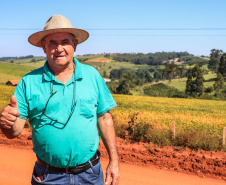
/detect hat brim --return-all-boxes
[28,28,89,47]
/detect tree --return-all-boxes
[214,73,224,92]
[164,64,178,83]
[218,53,226,78]
[208,49,223,73]
[103,71,107,78]
[185,65,204,97]
[107,80,118,94]
[136,69,153,84]
[153,70,162,80]
[116,72,133,94]
[104,54,111,59]
[157,68,167,81]
[136,69,145,85]
[197,61,206,68]
[176,65,186,81]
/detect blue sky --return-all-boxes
[1,0,226,57]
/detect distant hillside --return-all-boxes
[0,53,210,87]
[0,62,36,84]
[110,52,209,65]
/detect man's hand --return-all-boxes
[105,160,120,185]
[0,95,20,129]
[98,112,120,185]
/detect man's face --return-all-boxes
[42,32,78,68]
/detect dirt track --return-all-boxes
[0,128,226,185]
[1,145,226,185]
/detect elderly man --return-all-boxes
[0,15,119,185]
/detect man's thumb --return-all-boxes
[105,173,111,185]
[10,95,18,108]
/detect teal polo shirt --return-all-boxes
[14,58,116,168]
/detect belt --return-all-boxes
[36,150,100,174]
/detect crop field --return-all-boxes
[0,85,15,109]
[111,94,226,131]
[1,84,225,150]
[111,94,226,150]
[20,60,46,68]
[0,62,36,76]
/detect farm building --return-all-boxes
[103,78,111,83]
[6,80,20,86]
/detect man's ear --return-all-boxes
[41,41,46,53]
[73,39,78,52]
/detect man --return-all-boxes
[0,15,119,185]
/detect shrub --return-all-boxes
[143,83,186,98]
[204,86,214,93]
[214,92,225,100]
[173,131,222,151]
[146,128,172,146]
[197,93,213,100]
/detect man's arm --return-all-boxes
[0,95,26,139]
[98,112,120,185]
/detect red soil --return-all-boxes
[0,128,226,184]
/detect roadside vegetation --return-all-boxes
[111,94,226,151]
[1,84,226,151]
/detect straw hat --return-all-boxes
[28,15,89,47]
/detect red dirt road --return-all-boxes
[0,145,225,185]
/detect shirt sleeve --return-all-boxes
[95,72,117,117]
[13,79,29,119]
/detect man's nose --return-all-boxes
[56,44,63,52]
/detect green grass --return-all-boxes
[0,73,22,84]
[19,60,46,68]
[165,73,217,91]
[0,62,36,77]
[84,60,149,77]
[76,54,104,60]
[3,57,46,64]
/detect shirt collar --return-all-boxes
[43,57,83,82]
[74,57,83,80]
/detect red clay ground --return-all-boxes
[0,128,226,185]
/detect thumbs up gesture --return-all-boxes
[0,95,20,129]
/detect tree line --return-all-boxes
[106,49,226,100]
[0,55,34,61]
[107,52,207,65]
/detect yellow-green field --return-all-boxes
[111,94,226,131]
[1,85,225,150]
[111,94,226,150]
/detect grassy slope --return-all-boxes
[76,54,149,77]
[0,62,36,83]
[5,57,46,64]
[164,72,217,92]
[0,73,21,84]
[19,60,46,68]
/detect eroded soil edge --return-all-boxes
[0,128,226,181]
